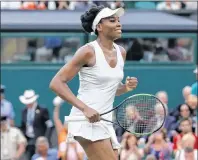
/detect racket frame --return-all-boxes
[66,93,167,136]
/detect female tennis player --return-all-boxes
[50,5,138,160]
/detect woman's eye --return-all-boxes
[109,18,116,22]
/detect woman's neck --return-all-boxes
[40,153,47,158]
[97,36,114,50]
[154,139,164,144]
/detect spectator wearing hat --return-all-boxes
[1,116,27,160]
[0,84,15,126]
[19,89,53,160]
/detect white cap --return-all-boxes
[19,89,39,105]
[91,7,125,35]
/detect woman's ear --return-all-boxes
[96,23,102,33]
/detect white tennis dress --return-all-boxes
[68,40,124,149]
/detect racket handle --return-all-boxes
[65,116,88,122]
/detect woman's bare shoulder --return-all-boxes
[118,45,126,61]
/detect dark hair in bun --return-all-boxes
[81,5,105,35]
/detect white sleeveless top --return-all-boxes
[69,40,124,121]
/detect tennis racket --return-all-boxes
[65,94,166,136]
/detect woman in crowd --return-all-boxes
[144,129,172,160]
[120,133,143,160]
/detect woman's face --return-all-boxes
[180,104,190,118]
[154,131,164,141]
[127,135,137,147]
[97,15,122,40]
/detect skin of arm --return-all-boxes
[15,143,26,159]
[53,105,64,135]
[49,45,94,113]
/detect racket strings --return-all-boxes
[116,95,166,135]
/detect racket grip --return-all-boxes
[65,116,88,122]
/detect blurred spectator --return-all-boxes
[1,116,27,160]
[46,1,70,10]
[175,133,197,160]
[186,94,198,111]
[182,86,192,101]
[170,104,196,134]
[182,1,198,10]
[0,84,15,126]
[53,96,86,160]
[92,1,110,7]
[142,40,154,62]
[21,2,37,10]
[145,154,157,160]
[1,1,21,9]
[156,0,181,10]
[155,91,168,106]
[57,1,69,10]
[153,94,176,139]
[27,39,37,61]
[177,104,193,120]
[173,118,198,154]
[120,134,144,160]
[32,136,58,160]
[37,1,47,10]
[144,129,172,160]
[126,39,144,61]
[109,0,125,9]
[152,42,170,62]
[186,66,198,133]
[68,0,93,10]
[187,68,197,106]
[20,89,53,159]
[44,37,63,62]
[166,38,185,61]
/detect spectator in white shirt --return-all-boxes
[1,116,27,160]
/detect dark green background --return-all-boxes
[1,63,196,126]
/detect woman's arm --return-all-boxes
[144,135,154,154]
[53,105,64,135]
[49,45,100,123]
[116,82,128,96]
[50,46,91,111]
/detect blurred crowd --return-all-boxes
[1,66,197,160]
[1,1,196,63]
[117,38,194,62]
[1,36,194,63]
[1,1,197,10]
